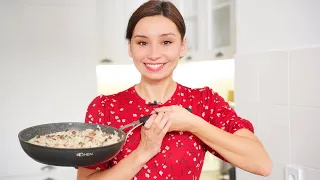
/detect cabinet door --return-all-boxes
[180,0,199,52]
[2,174,47,180]
[162,0,196,53]
[2,168,77,180]
[210,0,235,60]
[170,0,213,62]
[49,168,77,180]
[97,0,148,65]
[170,0,236,62]
[96,0,128,65]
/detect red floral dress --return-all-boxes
[84,83,254,180]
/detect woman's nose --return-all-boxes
[147,45,161,61]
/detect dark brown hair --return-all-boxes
[125,0,186,41]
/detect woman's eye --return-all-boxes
[138,42,147,46]
[163,41,172,45]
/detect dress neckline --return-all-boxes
[129,82,181,107]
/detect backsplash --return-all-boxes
[96,59,235,101]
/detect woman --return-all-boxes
[77,1,272,179]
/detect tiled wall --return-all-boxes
[234,0,320,180]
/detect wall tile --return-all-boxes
[291,107,320,169]
[236,0,292,53]
[259,105,290,164]
[236,168,266,180]
[235,54,259,103]
[258,51,289,105]
[290,47,320,108]
[266,162,285,180]
[237,0,320,54]
[287,1,320,48]
[234,102,260,137]
[302,166,320,180]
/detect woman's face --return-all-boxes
[128,15,186,82]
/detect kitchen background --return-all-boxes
[1,0,319,180]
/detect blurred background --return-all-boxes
[1,0,320,180]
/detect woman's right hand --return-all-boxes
[136,112,171,160]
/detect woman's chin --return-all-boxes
[142,72,171,82]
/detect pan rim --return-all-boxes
[18,122,127,151]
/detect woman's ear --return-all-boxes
[128,40,132,57]
[179,37,187,58]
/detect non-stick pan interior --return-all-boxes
[19,122,126,143]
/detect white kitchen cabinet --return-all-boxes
[50,168,77,180]
[2,174,48,180]
[96,0,148,65]
[1,0,97,178]
[3,167,77,180]
[210,0,236,60]
[170,0,236,62]
[96,0,129,65]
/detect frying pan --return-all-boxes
[18,108,192,167]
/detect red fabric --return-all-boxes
[83,83,254,180]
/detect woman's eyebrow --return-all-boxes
[161,32,176,37]
[133,33,176,39]
[133,34,148,38]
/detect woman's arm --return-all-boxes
[77,148,150,180]
[154,87,272,177]
[77,112,171,180]
[188,115,272,176]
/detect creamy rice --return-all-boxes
[28,127,121,148]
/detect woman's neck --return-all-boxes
[135,76,177,104]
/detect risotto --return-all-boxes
[28,127,121,148]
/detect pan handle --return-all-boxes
[118,114,153,132]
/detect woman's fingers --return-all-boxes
[138,112,172,158]
[142,112,171,137]
[159,119,172,138]
[143,114,156,129]
[154,114,169,135]
[150,112,164,131]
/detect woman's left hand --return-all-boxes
[153,105,196,132]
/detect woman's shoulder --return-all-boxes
[85,87,135,124]
[87,86,135,107]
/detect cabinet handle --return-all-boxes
[100,58,113,64]
[186,56,192,61]
[215,52,223,58]
[41,165,55,171]
[43,178,55,180]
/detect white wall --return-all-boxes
[0,0,98,177]
[235,0,320,180]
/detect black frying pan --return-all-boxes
[18,116,150,167]
[18,108,192,167]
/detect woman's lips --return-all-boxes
[144,63,165,72]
